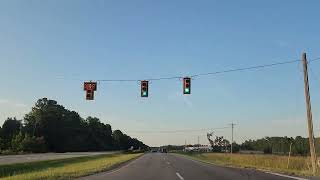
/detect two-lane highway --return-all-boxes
[80,153,308,180]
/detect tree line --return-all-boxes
[0,98,148,153]
[162,136,318,156]
[238,136,317,155]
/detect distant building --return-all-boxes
[184,145,212,152]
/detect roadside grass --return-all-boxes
[0,153,142,180]
[177,152,316,177]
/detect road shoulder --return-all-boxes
[172,153,312,180]
[78,153,145,179]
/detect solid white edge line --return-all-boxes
[103,155,143,175]
[264,172,309,180]
[173,154,310,180]
[176,172,184,180]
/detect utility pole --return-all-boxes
[198,136,200,152]
[302,52,317,174]
[230,123,236,154]
[287,142,293,169]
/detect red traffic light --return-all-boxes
[141,80,149,97]
[84,82,97,100]
[183,77,191,94]
[84,82,97,91]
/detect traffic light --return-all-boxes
[141,80,149,97]
[84,82,97,100]
[86,90,94,100]
[84,82,97,91]
[183,77,191,94]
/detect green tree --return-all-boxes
[21,135,46,153]
[11,132,24,152]
[0,137,5,151]
[1,98,148,153]
[23,98,85,152]
[113,130,125,150]
[85,117,113,151]
[292,136,309,155]
[57,111,87,152]
[0,118,22,149]
[112,130,147,151]
[23,98,65,151]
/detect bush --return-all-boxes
[21,135,47,153]
[10,133,47,153]
[11,132,24,152]
[0,149,18,155]
[0,137,4,152]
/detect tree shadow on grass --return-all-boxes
[0,154,118,178]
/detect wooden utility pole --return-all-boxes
[198,136,200,152]
[287,142,293,169]
[230,123,236,154]
[302,52,317,174]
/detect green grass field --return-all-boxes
[178,152,316,176]
[0,153,142,180]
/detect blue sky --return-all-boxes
[1,1,320,146]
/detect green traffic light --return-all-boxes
[143,91,147,96]
[185,88,190,93]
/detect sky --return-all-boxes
[1,0,320,146]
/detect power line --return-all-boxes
[97,76,183,82]
[308,57,320,63]
[190,59,300,78]
[81,56,320,100]
[55,56,320,83]
[93,57,319,82]
[306,58,320,90]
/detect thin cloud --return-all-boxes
[0,99,28,108]
[15,103,27,108]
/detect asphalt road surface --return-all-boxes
[80,153,311,180]
[0,151,119,165]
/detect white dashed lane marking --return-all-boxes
[176,172,184,180]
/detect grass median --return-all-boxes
[176,152,316,177]
[0,153,142,180]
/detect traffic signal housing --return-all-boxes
[183,77,191,94]
[84,82,97,100]
[141,80,149,97]
[86,90,94,100]
[84,82,97,91]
